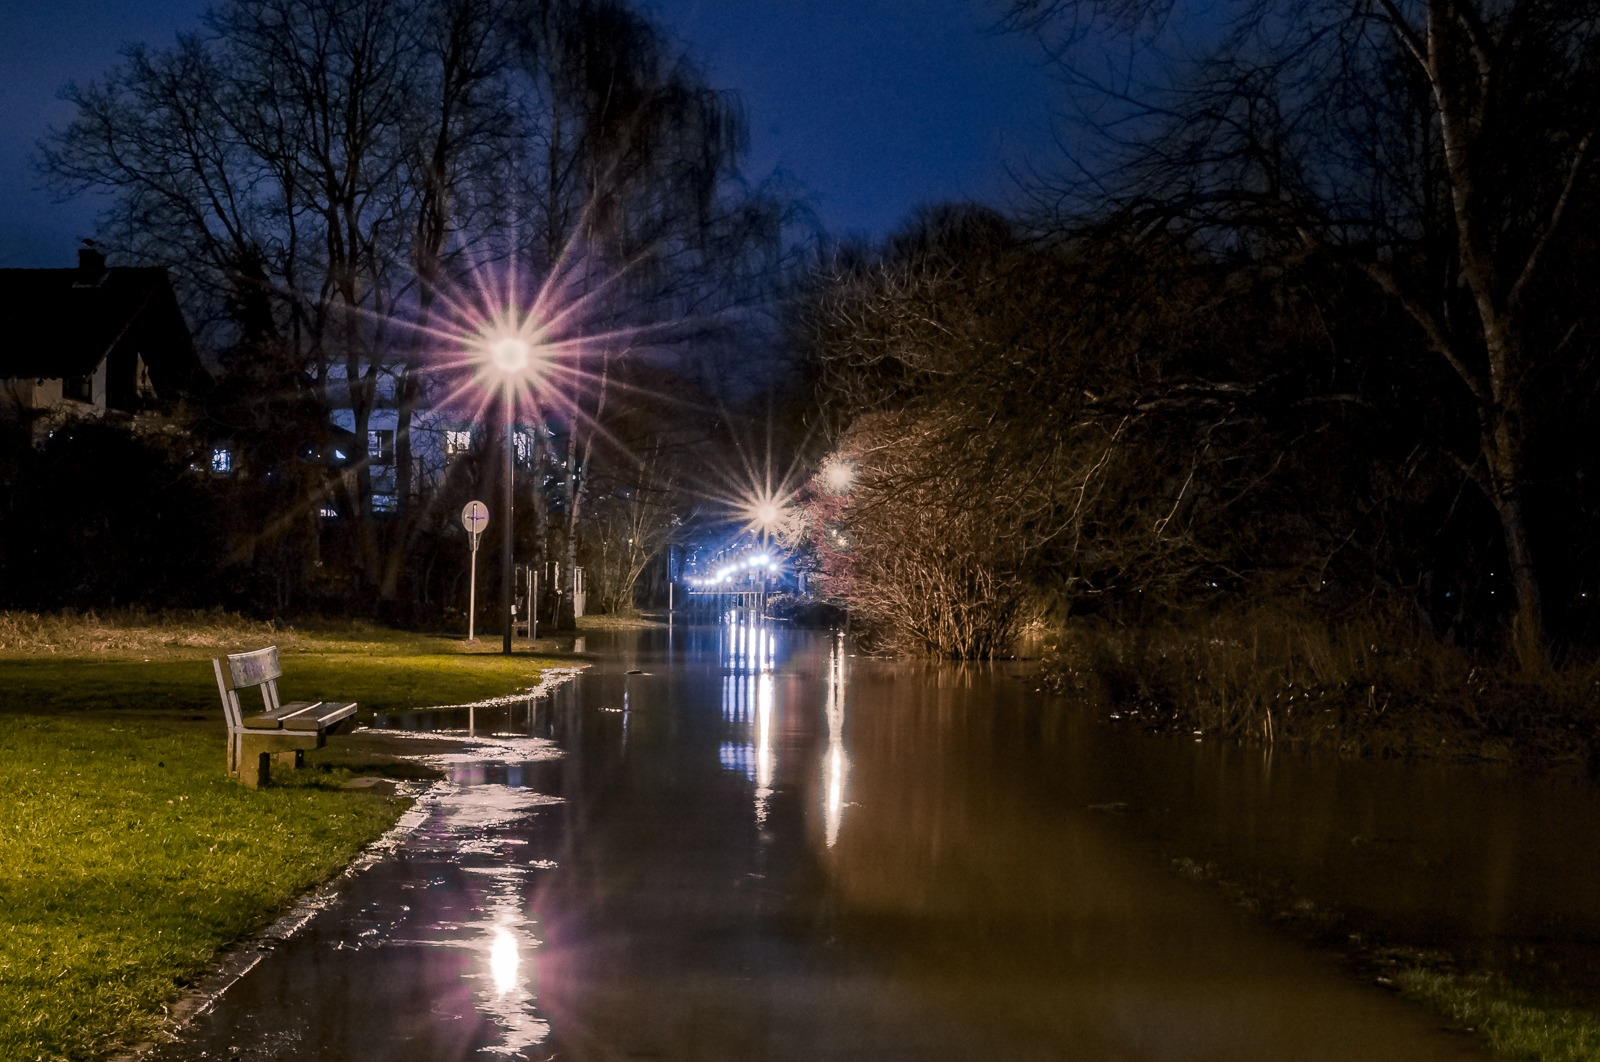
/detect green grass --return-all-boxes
[0,619,571,1061]
[0,649,561,718]
[0,714,405,1060]
[1396,968,1600,1061]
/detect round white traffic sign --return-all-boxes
[461,500,489,534]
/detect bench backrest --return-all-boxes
[213,646,284,727]
[228,646,283,690]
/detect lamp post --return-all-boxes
[754,502,779,618]
[490,336,533,656]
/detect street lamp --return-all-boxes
[745,499,783,618]
[485,333,538,655]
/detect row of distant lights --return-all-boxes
[686,553,781,586]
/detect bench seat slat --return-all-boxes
[240,700,320,729]
[282,702,357,731]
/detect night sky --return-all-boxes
[0,0,1058,269]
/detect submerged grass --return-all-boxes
[1396,969,1600,1062]
[1165,853,1600,1062]
[1053,603,1600,1060]
[1038,601,1600,767]
[0,610,571,1061]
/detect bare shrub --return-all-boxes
[1042,602,1600,765]
[849,507,1040,659]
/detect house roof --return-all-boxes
[0,260,208,396]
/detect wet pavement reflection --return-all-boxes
[152,617,1514,1060]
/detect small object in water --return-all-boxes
[626,669,645,675]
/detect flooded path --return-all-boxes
[145,622,1546,1060]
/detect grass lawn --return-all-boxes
[0,618,572,1061]
[1396,968,1600,1062]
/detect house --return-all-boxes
[0,245,209,425]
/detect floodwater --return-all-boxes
[143,618,1600,1060]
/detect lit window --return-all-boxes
[372,493,398,514]
[514,430,531,466]
[447,430,473,456]
[368,429,394,463]
[319,507,339,519]
[211,448,233,474]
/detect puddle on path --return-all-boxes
[148,624,1496,1061]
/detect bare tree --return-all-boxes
[43,0,799,619]
[1002,0,1600,668]
[506,0,787,624]
[805,203,1467,655]
[44,0,510,599]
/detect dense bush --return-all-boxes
[0,418,229,611]
[1039,602,1600,768]
[803,203,1600,665]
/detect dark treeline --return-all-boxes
[0,364,747,621]
[802,0,1600,676]
[5,0,809,623]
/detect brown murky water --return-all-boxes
[146,619,1599,1060]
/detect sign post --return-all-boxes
[461,501,489,641]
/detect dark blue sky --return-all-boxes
[0,0,1058,268]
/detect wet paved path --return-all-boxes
[152,623,1490,1061]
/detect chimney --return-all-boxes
[76,242,107,286]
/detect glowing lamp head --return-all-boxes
[756,504,779,526]
[821,458,856,494]
[491,337,530,375]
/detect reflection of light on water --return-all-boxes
[823,634,850,847]
[719,613,780,824]
[825,744,847,847]
[400,773,558,1055]
[469,885,548,1055]
[756,672,774,789]
[752,615,778,825]
[491,925,519,997]
[755,671,775,825]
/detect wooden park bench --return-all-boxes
[212,646,357,787]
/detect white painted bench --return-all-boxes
[212,646,357,787]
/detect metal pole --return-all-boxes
[503,396,514,655]
[468,538,478,641]
[531,568,539,642]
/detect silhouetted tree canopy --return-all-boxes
[993,0,1600,667]
[34,0,806,620]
